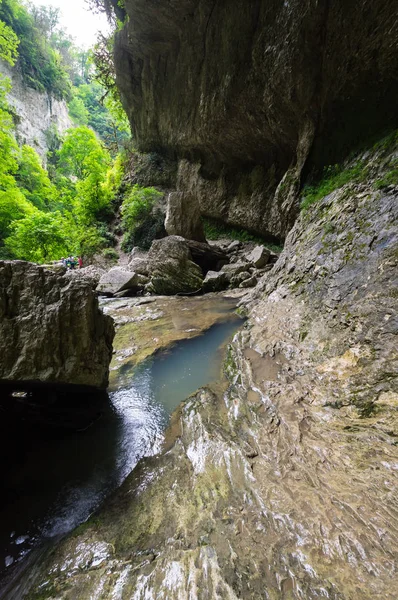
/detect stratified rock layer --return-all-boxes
[115,0,398,238]
[0,261,114,389]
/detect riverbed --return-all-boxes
[0,294,243,588]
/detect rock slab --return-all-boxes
[0,261,114,389]
[96,267,140,296]
[165,191,206,242]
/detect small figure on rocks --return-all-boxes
[78,256,83,269]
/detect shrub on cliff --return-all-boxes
[120,185,165,250]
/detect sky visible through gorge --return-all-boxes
[29,0,109,47]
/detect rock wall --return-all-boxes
[8,145,398,598]
[0,59,72,162]
[114,0,398,239]
[0,261,114,389]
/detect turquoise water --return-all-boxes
[0,304,242,586]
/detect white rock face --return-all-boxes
[1,59,72,162]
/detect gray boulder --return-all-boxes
[165,192,206,242]
[239,275,258,288]
[246,246,270,268]
[128,248,150,276]
[230,271,251,288]
[147,236,203,295]
[64,265,106,289]
[221,262,250,280]
[127,257,150,276]
[96,267,140,296]
[0,261,114,389]
[202,270,229,293]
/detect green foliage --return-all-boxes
[121,185,162,231]
[0,19,19,64]
[58,127,110,179]
[0,1,130,263]
[72,82,129,151]
[102,247,119,259]
[92,31,130,150]
[5,211,69,262]
[68,96,89,126]
[202,218,283,253]
[0,0,71,99]
[16,145,59,210]
[374,162,398,189]
[301,162,368,210]
[67,221,107,257]
[58,127,113,225]
[0,188,33,244]
[120,185,164,251]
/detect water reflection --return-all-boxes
[0,307,242,585]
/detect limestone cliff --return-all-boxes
[7,140,398,599]
[0,261,114,389]
[114,0,398,239]
[0,59,71,161]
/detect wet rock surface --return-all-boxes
[9,159,398,598]
[0,261,114,389]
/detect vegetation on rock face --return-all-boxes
[121,185,165,251]
[0,0,140,263]
[0,0,71,99]
[301,162,368,210]
[301,129,398,210]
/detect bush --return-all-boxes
[102,247,119,260]
[120,185,164,250]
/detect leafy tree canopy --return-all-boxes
[0,19,19,65]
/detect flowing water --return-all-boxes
[0,296,243,587]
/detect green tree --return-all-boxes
[0,19,19,65]
[5,210,69,262]
[68,95,89,126]
[0,188,33,249]
[58,126,110,179]
[0,0,71,99]
[16,145,59,210]
[58,127,112,223]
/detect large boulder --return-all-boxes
[96,267,141,296]
[165,191,206,242]
[202,270,229,293]
[246,245,271,268]
[147,236,203,295]
[127,248,150,276]
[0,261,114,389]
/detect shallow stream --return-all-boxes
[0,295,243,587]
